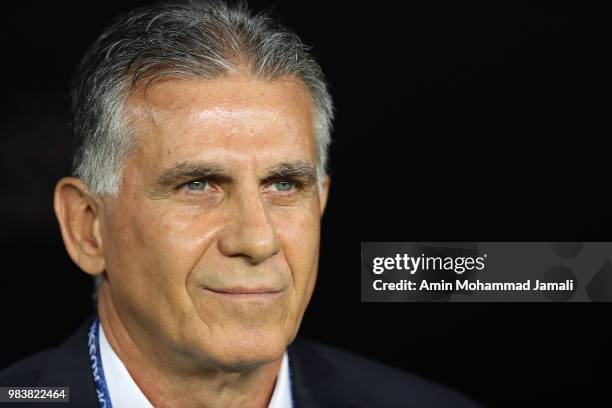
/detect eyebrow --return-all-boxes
[155,161,227,188]
[265,160,318,188]
[153,159,318,189]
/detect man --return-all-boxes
[0,1,480,407]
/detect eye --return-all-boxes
[272,180,294,192]
[183,180,208,191]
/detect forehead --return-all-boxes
[124,75,317,169]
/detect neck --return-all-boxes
[96,282,283,408]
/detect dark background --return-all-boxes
[1,1,611,407]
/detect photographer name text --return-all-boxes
[373,279,574,292]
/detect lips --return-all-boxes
[204,286,283,295]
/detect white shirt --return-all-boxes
[99,324,293,408]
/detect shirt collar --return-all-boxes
[99,323,293,407]
[268,348,292,408]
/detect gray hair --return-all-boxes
[71,0,334,197]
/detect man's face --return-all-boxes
[98,75,327,368]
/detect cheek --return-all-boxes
[273,208,321,292]
[103,198,220,307]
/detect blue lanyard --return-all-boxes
[87,316,113,408]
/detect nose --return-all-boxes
[217,189,281,264]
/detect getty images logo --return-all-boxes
[371,253,488,275]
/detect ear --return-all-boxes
[53,177,105,276]
[319,175,331,216]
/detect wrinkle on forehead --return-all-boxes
[190,107,284,122]
[124,76,315,144]
[122,75,317,168]
[126,75,312,113]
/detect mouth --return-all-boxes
[202,286,284,300]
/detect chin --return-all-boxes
[208,327,288,369]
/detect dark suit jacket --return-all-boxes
[0,317,481,407]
